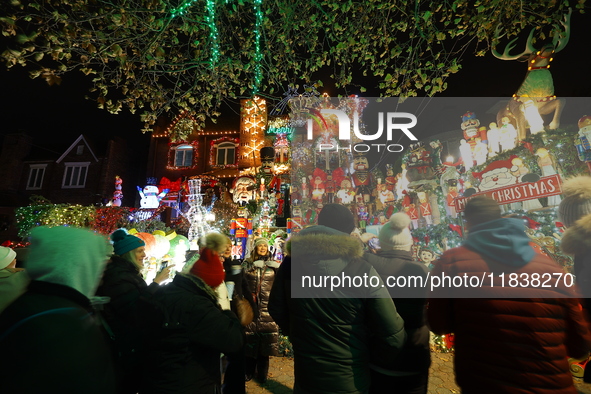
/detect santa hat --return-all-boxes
[472,155,518,180]
[188,233,228,288]
[558,176,591,228]
[379,213,413,251]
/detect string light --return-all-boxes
[170,0,199,17]
[252,0,263,94]
[205,0,220,68]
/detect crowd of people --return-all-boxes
[2,175,591,394]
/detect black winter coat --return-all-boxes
[96,255,160,358]
[269,226,406,394]
[0,281,116,394]
[141,274,244,394]
[223,257,257,317]
[363,250,431,374]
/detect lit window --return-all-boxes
[27,164,46,190]
[62,162,89,188]
[174,144,193,167]
[216,142,236,165]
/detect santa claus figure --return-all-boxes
[377,182,395,206]
[311,168,327,202]
[337,178,356,204]
[230,176,256,206]
[472,156,519,191]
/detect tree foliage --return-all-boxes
[0,0,583,131]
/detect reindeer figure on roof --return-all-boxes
[493,8,571,141]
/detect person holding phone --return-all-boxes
[96,229,171,394]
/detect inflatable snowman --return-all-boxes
[137,185,168,208]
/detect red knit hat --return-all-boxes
[189,247,225,288]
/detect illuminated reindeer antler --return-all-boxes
[551,8,571,54]
[492,26,537,61]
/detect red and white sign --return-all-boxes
[455,174,562,212]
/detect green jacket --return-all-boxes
[269,225,406,394]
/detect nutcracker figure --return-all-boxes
[325,171,336,203]
[290,205,305,233]
[230,206,253,259]
[260,146,281,193]
[446,180,459,219]
[351,148,372,203]
[406,203,419,230]
[357,203,369,229]
[417,192,432,226]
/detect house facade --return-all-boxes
[0,132,144,240]
[146,98,268,211]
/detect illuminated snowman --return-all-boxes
[137,185,168,208]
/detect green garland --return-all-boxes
[469,127,586,181]
[15,204,170,239]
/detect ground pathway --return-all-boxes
[246,352,591,393]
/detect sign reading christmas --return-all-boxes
[455,174,562,212]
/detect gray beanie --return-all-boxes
[379,213,413,251]
[557,176,591,228]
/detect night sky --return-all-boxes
[1,10,590,151]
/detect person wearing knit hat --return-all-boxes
[243,236,281,384]
[141,232,243,393]
[318,203,356,234]
[0,226,116,393]
[378,213,414,251]
[96,228,172,394]
[558,175,591,228]
[363,213,431,393]
[188,232,228,289]
[0,245,30,313]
